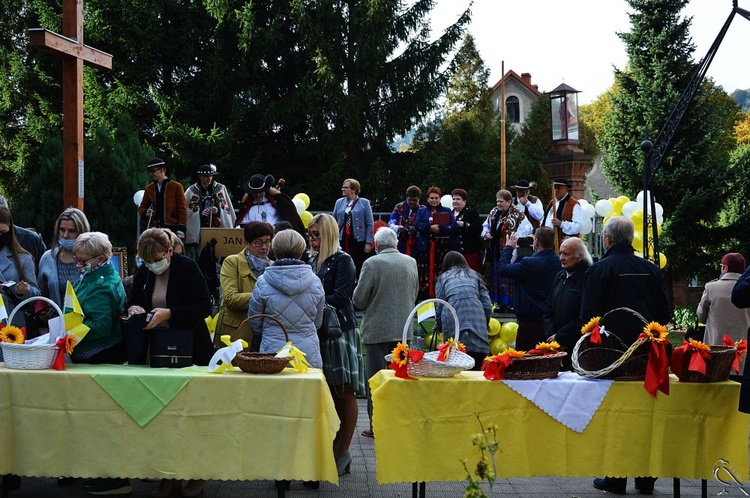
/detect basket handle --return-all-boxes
[402,298,460,344]
[237,314,290,343]
[6,296,65,326]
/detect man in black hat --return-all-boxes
[235,174,305,236]
[138,158,188,239]
[540,177,582,242]
[184,163,236,252]
[511,180,543,229]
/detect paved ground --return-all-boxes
[4,399,737,498]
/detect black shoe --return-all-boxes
[58,476,78,486]
[593,477,627,494]
[634,477,655,495]
[83,478,132,495]
[274,480,290,491]
[2,474,21,491]
[302,480,320,489]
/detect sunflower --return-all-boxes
[642,322,668,343]
[0,325,25,344]
[503,348,525,359]
[60,334,78,355]
[534,341,560,353]
[687,338,711,353]
[581,317,600,335]
[391,342,409,367]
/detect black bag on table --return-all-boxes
[149,327,194,368]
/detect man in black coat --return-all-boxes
[582,216,671,495]
[543,237,591,370]
[732,266,750,413]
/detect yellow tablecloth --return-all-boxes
[0,364,340,483]
[371,370,749,484]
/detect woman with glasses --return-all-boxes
[332,178,374,279]
[70,232,126,364]
[214,221,274,348]
[307,213,364,477]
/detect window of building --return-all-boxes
[506,96,520,123]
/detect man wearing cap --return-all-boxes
[138,158,188,239]
[511,180,543,229]
[235,174,305,236]
[185,164,236,252]
[540,177,583,241]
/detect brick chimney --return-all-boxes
[520,72,539,91]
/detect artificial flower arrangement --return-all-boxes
[671,335,747,381]
[388,338,470,379]
[637,321,671,396]
[483,341,565,381]
[581,316,603,343]
[388,342,425,379]
[0,323,82,370]
[0,324,25,344]
[482,348,526,380]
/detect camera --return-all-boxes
[517,236,533,247]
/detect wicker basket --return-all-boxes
[674,345,736,383]
[234,314,291,374]
[572,308,652,380]
[1,296,63,370]
[385,298,475,377]
[504,352,567,380]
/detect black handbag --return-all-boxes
[149,327,194,368]
[318,305,343,342]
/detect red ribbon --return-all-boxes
[437,342,450,362]
[53,337,68,371]
[589,325,602,345]
[672,340,710,379]
[643,340,669,397]
[389,350,424,380]
[723,335,748,373]
[483,356,513,381]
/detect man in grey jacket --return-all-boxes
[353,227,418,438]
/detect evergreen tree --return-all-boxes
[598,0,739,281]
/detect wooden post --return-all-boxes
[29,0,112,211]
[500,61,506,189]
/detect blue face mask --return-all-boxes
[58,237,76,250]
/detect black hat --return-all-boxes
[243,174,275,195]
[552,177,571,188]
[511,179,537,190]
[146,158,166,170]
[196,163,219,176]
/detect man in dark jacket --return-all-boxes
[498,227,561,351]
[582,216,671,495]
[543,237,592,370]
[732,266,750,414]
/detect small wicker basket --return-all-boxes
[504,352,567,380]
[1,296,64,370]
[234,314,291,374]
[385,298,475,377]
[674,345,736,383]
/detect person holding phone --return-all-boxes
[414,186,457,299]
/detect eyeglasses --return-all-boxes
[251,239,271,248]
[308,231,321,240]
[73,255,98,266]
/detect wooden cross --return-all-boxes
[29,0,112,211]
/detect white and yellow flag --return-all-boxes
[417,302,435,323]
[0,293,8,323]
[63,281,90,340]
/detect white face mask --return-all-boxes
[58,237,76,250]
[145,258,170,275]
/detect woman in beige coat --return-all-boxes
[697,252,750,373]
[214,221,274,347]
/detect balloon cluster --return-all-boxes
[292,193,313,227]
[575,199,597,235]
[488,318,518,355]
[594,191,667,269]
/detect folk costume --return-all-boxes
[481,205,533,309]
[414,205,457,300]
[185,164,236,246]
[138,159,188,237]
[387,201,426,257]
[541,179,582,240]
[235,174,305,237]
[452,205,483,274]
[511,180,543,229]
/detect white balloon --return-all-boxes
[595,199,614,217]
[657,213,664,225]
[636,190,655,207]
[133,190,144,206]
[440,194,452,209]
[292,197,306,214]
[581,218,593,235]
[578,198,590,207]
[655,202,664,218]
[621,201,638,220]
[582,203,596,220]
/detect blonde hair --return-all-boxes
[52,208,90,251]
[309,213,340,262]
[272,230,306,259]
[137,228,171,261]
[74,231,113,258]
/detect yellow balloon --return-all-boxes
[490,337,508,355]
[659,253,667,269]
[613,195,629,214]
[500,322,518,343]
[632,231,644,253]
[424,332,444,350]
[488,318,501,337]
[293,193,311,210]
[300,210,313,228]
[603,212,621,226]
[630,209,644,228]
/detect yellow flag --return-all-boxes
[63,281,90,340]
[204,314,219,333]
[0,293,8,323]
[417,302,435,323]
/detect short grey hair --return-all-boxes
[373,226,397,249]
[272,229,306,259]
[604,216,634,246]
[74,231,113,258]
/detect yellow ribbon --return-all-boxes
[276,342,310,373]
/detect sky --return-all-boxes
[429,0,750,105]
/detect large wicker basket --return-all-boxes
[386,298,475,377]
[504,352,567,380]
[673,345,736,383]
[1,296,63,370]
[234,314,292,374]
[572,308,652,380]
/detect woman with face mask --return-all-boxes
[0,206,41,329]
[38,208,91,309]
[69,231,126,364]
